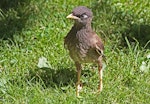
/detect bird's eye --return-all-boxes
[82,14,88,18]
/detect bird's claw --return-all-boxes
[93,90,102,95]
[76,82,83,97]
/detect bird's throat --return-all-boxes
[74,22,92,31]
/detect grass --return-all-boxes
[0,0,150,104]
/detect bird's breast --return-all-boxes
[65,30,99,63]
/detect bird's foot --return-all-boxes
[93,90,102,95]
[76,82,83,97]
[77,95,83,99]
[92,86,103,94]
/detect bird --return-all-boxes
[64,6,105,96]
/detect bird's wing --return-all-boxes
[95,42,104,56]
[91,33,106,61]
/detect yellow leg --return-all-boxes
[75,62,82,97]
[98,63,103,92]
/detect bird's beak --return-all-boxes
[66,13,80,20]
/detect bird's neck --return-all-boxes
[74,22,92,31]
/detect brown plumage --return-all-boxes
[64,6,105,96]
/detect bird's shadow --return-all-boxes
[28,67,77,88]
[27,65,95,89]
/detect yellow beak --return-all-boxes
[66,14,80,20]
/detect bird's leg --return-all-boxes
[75,62,82,97]
[98,62,103,92]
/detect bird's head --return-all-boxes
[67,6,93,26]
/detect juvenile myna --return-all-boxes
[64,6,105,96]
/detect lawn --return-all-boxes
[0,0,150,104]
